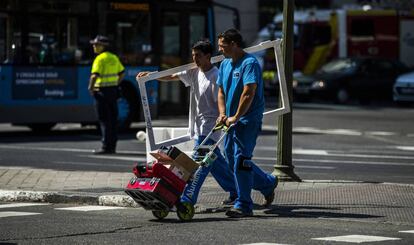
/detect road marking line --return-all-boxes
[0,203,50,209]
[307,152,414,160]
[293,127,325,134]
[0,145,92,153]
[257,146,329,155]
[0,211,42,218]
[293,127,362,135]
[323,129,362,136]
[87,155,147,162]
[396,146,414,151]
[399,230,414,234]
[293,158,414,167]
[366,131,396,136]
[295,165,336,170]
[293,149,329,155]
[0,145,145,155]
[55,206,126,212]
[241,243,291,245]
[254,157,414,167]
[312,235,400,243]
[54,161,134,167]
[255,163,335,170]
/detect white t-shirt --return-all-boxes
[177,66,221,141]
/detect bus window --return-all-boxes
[106,4,151,66]
[189,13,206,53]
[5,1,92,65]
[21,15,92,65]
[162,12,181,69]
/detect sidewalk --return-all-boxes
[0,166,413,224]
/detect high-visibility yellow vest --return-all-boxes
[91,51,125,87]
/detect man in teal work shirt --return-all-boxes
[216,29,278,218]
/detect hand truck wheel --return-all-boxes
[152,210,169,220]
[176,202,195,221]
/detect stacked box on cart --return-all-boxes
[126,177,180,210]
[125,162,187,210]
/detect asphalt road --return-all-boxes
[1,103,414,244]
[0,103,413,184]
[0,202,413,244]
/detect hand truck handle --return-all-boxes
[194,123,235,153]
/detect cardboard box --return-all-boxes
[150,151,173,163]
[170,152,199,181]
[149,148,199,182]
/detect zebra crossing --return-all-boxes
[0,202,127,218]
[1,202,413,244]
[242,232,414,244]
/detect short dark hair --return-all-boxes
[192,40,213,55]
[218,28,244,47]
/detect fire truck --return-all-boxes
[257,6,414,92]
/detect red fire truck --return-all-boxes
[257,6,414,92]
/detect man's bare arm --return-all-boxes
[217,86,227,124]
[136,71,180,82]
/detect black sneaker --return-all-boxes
[225,208,253,218]
[221,196,236,206]
[262,179,278,207]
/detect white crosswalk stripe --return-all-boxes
[55,205,126,212]
[0,211,42,218]
[366,131,396,136]
[240,243,291,245]
[312,235,401,243]
[0,203,50,209]
[396,146,414,151]
[399,230,414,234]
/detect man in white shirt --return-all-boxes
[137,40,237,205]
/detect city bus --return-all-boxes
[0,0,239,131]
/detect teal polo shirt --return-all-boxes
[217,53,265,123]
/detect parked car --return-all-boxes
[293,57,409,104]
[393,71,414,105]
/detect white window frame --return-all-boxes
[136,39,290,151]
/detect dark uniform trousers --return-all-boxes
[94,86,119,151]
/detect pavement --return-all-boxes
[1,166,413,224]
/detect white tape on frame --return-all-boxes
[137,39,290,151]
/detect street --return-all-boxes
[1,103,413,183]
[0,202,413,244]
[0,103,414,244]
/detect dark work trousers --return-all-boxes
[93,86,119,151]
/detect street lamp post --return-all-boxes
[272,0,301,182]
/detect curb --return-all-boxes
[1,181,412,208]
[0,189,142,208]
[0,190,99,205]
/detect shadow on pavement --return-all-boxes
[150,217,238,223]
[263,205,383,219]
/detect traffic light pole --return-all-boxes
[272,0,301,182]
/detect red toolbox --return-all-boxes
[125,162,187,210]
[126,177,180,210]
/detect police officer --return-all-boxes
[89,35,125,154]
